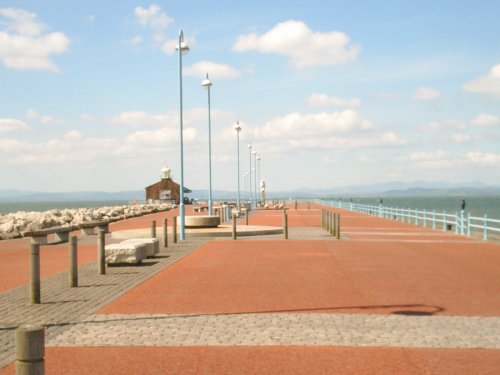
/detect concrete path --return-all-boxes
[0,203,499,374]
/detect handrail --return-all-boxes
[320,200,499,241]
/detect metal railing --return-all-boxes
[321,200,500,241]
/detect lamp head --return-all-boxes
[248,143,252,149]
[201,73,212,88]
[234,121,242,132]
[175,30,189,54]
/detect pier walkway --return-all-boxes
[0,204,499,373]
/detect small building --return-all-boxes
[145,166,191,204]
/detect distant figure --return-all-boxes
[260,180,266,204]
[461,198,466,211]
[380,198,383,205]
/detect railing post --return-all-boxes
[432,210,436,229]
[98,228,105,275]
[30,244,41,304]
[415,209,419,225]
[443,210,446,231]
[467,213,471,237]
[423,209,427,227]
[16,324,45,374]
[163,218,168,248]
[151,220,156,238]
[454,212,458,234]
[483,214,488,241]
[69,236,78,288]
[173,216,177,244]
[460,210,465,235]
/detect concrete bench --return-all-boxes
[121,238,159,257]
[105,243,147,265]
[79,221,110,236]
[193,206,209,213]
[24,226,77,245]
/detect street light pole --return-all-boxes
[201,73,213,216]
[257,155,261,204]
[248,143,252,206]
[176,30,189,241]
[234,121,242,213]
[252,150,257,207]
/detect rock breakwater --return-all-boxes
[0,203,175,240]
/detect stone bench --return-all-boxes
[79,221,110,236]
[105,243,147,265]
[193,206,209,213]
[24,226,77,245]
[121,238,159,257]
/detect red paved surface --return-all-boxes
[2,346,499,375]
[100,239,500,316]
[248,208,321,227]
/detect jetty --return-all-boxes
[0,202,499,374]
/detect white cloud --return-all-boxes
[0,118,31,133]
[130,35,143,45]
[83,15,96,24]
[451,134,471,143]
[184,61,241,80]
[418,121,441,132]
[134,5,172,31]
[466,152,500,166]
[0,8,70,72]
[463,63,500,98]
[26,109,63,125]
[233,20,360,68]
[109,110,177,127]
[412,87,441,101]
[81,113,94,121]
[307,93,361,108]
[471,113,499,127]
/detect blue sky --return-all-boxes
[1,1,499,193]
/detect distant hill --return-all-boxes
[1,181,499,202]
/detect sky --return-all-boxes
[1,0,500,193]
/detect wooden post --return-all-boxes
[98,228,105,275]
[163,218,168,248]
[69,236,78,288]
[283,209,288,240]
[15,324,44,375]
[295,200,298,210]
[245,208,249,226]
[232,214,237,240]
[151,220,156,238]
[173,216,177,244]
[30,244,41,304]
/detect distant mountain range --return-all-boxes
[1,181,499,202]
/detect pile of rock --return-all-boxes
[0,203,175,240]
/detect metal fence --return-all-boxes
[322,200,500,241]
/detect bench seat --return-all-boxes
[121,238,159,257]
[105,243,147,264]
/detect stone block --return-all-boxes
[105,243,147,264]
[122,238,159,257]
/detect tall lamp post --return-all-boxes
[176,30,189,241]
[248,143,252,206]
[234,121,242,213]
[201,73,213,216]
[244,173,249,202]
[257,155,261,203]
[252,150,257,207]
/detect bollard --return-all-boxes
[163,218,168,248]
[336,214,341,240]
[30,244,41,304]
[16,324,44,375]
[151,220,156,238]
[98,228,105,275]
[295,200,298,210]
[333,213,337,236]
[283,210,288,240]
[245,208,249,226]
[232,214,237,240]
[173,216,177,244]
[69,236,78,288]
[307,201,311,210]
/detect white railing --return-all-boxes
[321,200,500,241]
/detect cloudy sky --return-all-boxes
[1,1,499,193]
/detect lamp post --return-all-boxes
[252,150,257,207]
[248,143,252,206]
[201,73,213,216]
[176,30,189,241]
[244,173,249,202]
[234,121,242,213]
[257,155,261,204]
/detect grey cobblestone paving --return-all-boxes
[48,313,500,349]
[0,236,209,369]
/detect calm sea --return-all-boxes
[0,201,129,215]
[330,196,500,219]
